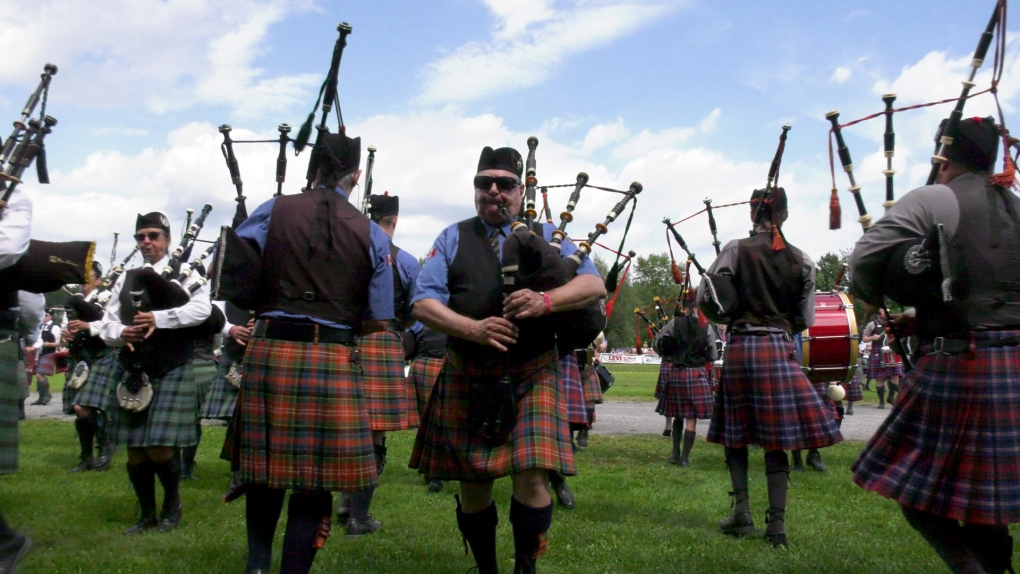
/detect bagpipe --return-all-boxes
[211,22,356,309]
[0,63,97,293]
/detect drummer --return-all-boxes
[862,312,901,408]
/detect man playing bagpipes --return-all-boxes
[98,212,212,534]
[698,186,843,548]
[409,145,606,574]
[850,117,1020,574]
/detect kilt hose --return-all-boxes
[654,361,714,420]
[73,352,121,411]
[559,353,589,427]
[191,358,219,415]
[361,330,418,431]
[200,356,239,420]
[0,334,21,474]
[115,362,199,448]
[238,337,377,492]
[868,342,902,382]
[410,348,575,482]
[852,330,1020,525]
[580,363,603,405]
[409,356,445,418]
[707,332,843,451]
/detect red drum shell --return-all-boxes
[881,347,902,367]
[800,292,859,385]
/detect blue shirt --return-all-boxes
[235,185,394,328]
[413,220,600,306]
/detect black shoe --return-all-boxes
[575,429,589,448]
[157,506,182,532]
[68,457,94,474]
[29,395,45,406]
[678,455,690,468]
[806,451,827,472]
[514,553,537,574]
[552,480,575,509]
[180,465,198,481]
[346,516,382,537]
[123,516,158,535]
[426,479,444,493]
[765,509,787,548]
[336,492,351,522]
[0,532,31,574]
[93,443,116,472]
[719,512,755,536]
[662,428,672,437]
[39,394,52,406]
[222,473,247,503]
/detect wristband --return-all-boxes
[541,292,552,315]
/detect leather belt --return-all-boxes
[253,319,357,346]
[926,335,1020,355]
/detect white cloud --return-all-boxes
[580,120,630,154]
[418,1,675,104]
[830,66,852,84]
[699,108,722,133]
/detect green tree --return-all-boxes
[815,249,850,293]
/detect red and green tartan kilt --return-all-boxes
[559,353,589,427]
[72,352,120,411]
[580,364,603,404]
[200,356,239,420]
[654,362,714,420]
[410,348,575,482]
[852,331,1020,525]
[409,356,445,418]
[843,378,864,401]
[1,336,21,475]
[115,362,199,448]
[361,331,418,431]
[238,338,377,492]
[707,333,843,451]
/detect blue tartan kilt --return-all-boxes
[72,352,120,411]
[655,362,714,420]
[852,330,1020,525]
[200,356,239,420]
[559,353,589,427]
[707,333,843,451]
[114,362,198,448]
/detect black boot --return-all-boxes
[791,450,805,472]
[0,510,31,574]
[510,498,553,574]
[153,456,182,532]
[31,378,51,405]
[223,471,247,503]
[667,418,683,464]
[549,472,575,509]
[836,406,845,427]
[888,381,899,405]
[877,387,886,409]
[124,460,158,535]
[901,506,986,573]
[93,413,115,471]
[720,447,754,536]
[345,488,382,537]
[281,490,332,574]
[180,444,199,480]
[678,430,696,468]
[457,496,499,574]
[764,450,789,548]
[68,416,97,474]
[374,441,388,476]
[575,428,589,449]
[961,523,1016,574]
[806,449,827,472]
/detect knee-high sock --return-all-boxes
[901,505,984,573]
[724,446,750,514]
[960,522,1015,574]
[126,460,157,518]
[0,510,17,541]
[152,456,181,511]
[877,386,886,406]
[374,441,387,476]
[348,487,376,522]
[680,430,697,460]
[510,497,554,565]
[281,490,332,574]
[245,486,286,572]
[35,376,50,398]
[457,496,499,574]
[182,423,201,472]
[548,471,564,486]
[74,416,97,459]
[835,406,845,428]
[764,451,789,517]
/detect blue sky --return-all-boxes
[1,0,1016,275]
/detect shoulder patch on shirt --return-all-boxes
[426,247,438,259]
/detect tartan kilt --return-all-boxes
[115,362,198,448]
[653,361,669,400]
[707,333,843,451]
[238,338,377,492]
[410,348,575,482]
[191,358,219,414]
[654,362,714,420]
[559,353,589,427]
[580,364,603,404]
[409,356,445,418]
[200,356,239,420]
[0,337,21,475]
[73,352,120,411]
[62,376,76,415]
[808,380,838,419]
[852,331,1020,525]
[843,378,864,401]
[868,346,900,381]
[361,331,418,431]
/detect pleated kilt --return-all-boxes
[559,353,589,427]
[654,361,714,420]
[410,348,575,482]
[409,356,445,418]
[807,380,837,419]
[868,345,901,381]
[191,358,219,415]
[200,356,239,420]
[653,361,669,400]
[115,362,198,448]
[580,364,603,404]
[843,378,864,401]
[707,333,843,451]
[361,331,418,431]
[62,376,76,415]
[852,331,1020,525]
[0,336,21,475]
[238,338,377,492]
[73,352,120,411]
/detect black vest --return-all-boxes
[40,322,56,355]
[117,268,198,377]
[730,232,806,334]
[447,217,556,363]
[258,188,373,330]
[390,242,411,330]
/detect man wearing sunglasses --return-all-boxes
[98,212,212,535]
[410,145,606,574]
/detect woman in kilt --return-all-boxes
[410,145,606,574]
[698,187,842,548]
[850,117,1020,573]
[98,213,212,535]
[863,313,901,408]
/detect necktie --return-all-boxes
[489,228,502,257]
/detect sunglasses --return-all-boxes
[134,231,166,242]
[474,175,521,192]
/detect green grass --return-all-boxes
[599,364,659,401]
[6,419,1011,573]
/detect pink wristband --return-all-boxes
[541,292,552,315]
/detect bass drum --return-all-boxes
[799,292,859,385]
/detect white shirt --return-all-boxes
[99,254,212,346]
[0,188,31,271]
